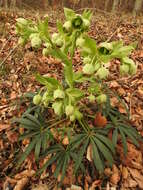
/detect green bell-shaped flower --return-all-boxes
[53,89,65,99]
[18,37,26,46]
[31,37,42,49]
[83,18,90,29]
[65,105,74,116]
[70,115,76,122]
[96,94,107,104]
[74,109,83,120]
[129,62,137,75]
[42,48,48,56]
[83,56,91,64]
[52,101,63,116]
[72,15,83,29]
[76,37,85,47]
[88,94,95,102]
[83,64,95,75]
[96,67,109,79]
[33,94,42,105]
[29,33,39,40]
[63,21,72,32]
[120,64,130,75]
[52,33,59,43]
[16,18,28,26]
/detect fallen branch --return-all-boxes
[0,44,19,68]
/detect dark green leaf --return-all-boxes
[38,152,61,174]
[94,137,113,167]
[17,138,37,167]
[112,128,118,147]
[25,114,41,126]
[95,134,115,154]
[91,139,104,172]
[54,152,64,178]
[35,137,42,160]
[122,128,139,147]
[74,138,89,174]
[119,127,128,155]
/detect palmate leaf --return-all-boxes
[91,139,104,172]
[17,138,37,167]
[39,144,71,182]
[112,128,118,147]
[81,35,97,57]
[15,112,53,163]
[74,138,89,174]
[119,127,128,155]
[70,134,87,150]
[109,117,141,156]
[35,137,42,161]
[82,10,92,20]
[70,127,115,174]
[53,152,65,178]
[60,153,70,181]
[70,152,86,173]
[13,118,39,130]
[95,133,115,154]
[19,131,39,140]
[38,152,61,175]
[94,136,114,167]
[35,73,61,89]
[26,113,42,126]
[64,7,76,20]
[64,64,74,88]
[122,128,139,147]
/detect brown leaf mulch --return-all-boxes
[0,9,143,190]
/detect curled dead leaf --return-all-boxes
[14,170,35,179]
[62,136,69,145]
[89,180,101,190]
[71,184,83,190]
[6,131,19,143]
[117,143,142,169]
[14,177,28,190]
[94,112,107,127]
[128,168,143,189]
[0,124,11,132]
[86,144,92,162]
[32,184,49,190]
[110,165,120,185]
[122,167,128,179]
[58,173,70,185]
[104,168,112,177]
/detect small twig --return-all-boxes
[106,26,120,42]
[0,36,13,53]
[0,44,19,68]
[129,90,137,119]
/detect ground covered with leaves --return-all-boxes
[0,8,143,190]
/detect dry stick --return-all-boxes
[106,26,121,42]
[129,90,137,120]
[0,44,19,68]
[0,36,13,53]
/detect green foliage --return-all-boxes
[14,7,142,183]
[13,112,53,166]
[71,120,115,173]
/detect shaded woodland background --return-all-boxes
[0,0,143,15]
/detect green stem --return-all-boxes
[47,118,67,130]
[78,119,90,133]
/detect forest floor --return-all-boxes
[0,8,143,190]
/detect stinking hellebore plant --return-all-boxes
[15,8,141,182]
